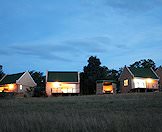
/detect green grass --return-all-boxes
[0,93,162,132]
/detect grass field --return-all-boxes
[0,93,162,132]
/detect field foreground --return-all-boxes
[0,93,162,132]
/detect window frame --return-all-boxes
[124,79,129,87]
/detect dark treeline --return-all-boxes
[0,57,159,95]
[0,65,5,80]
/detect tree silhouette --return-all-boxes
[0,65,5,80]
[29,71,45,87]
[107,69,119,81]
[80,56,108,95]
[130,59,156,70]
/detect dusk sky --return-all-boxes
[1,0,162,74]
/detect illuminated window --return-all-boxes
[124,79,128,86]
[20,85,23,90]
[8,84,14,90]
[142,82,145,87]
[53,82,61,88]
[146,78,153,83]
[134,79,146,88]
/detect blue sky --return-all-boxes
[0,0,162,74]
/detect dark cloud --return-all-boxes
[83,0,162,14]
[115,44,129,49]
[64,36,110,53]
[11,44,76,53]
[38,53,71,62]
[0,35,125,62]
[105,0,158,11]
[0,44,72,62]
[1,35,123,61]
[0,49,10,55]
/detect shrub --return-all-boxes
[33,87,46,97]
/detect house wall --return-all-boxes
[146,80,159,89]
[119,67,134,93]
[17,84,31,93]
[156,67,162,91]
[133,78,159,90]
[0,83,18,92]
[16,72,36,93]
[46,82,80,96]
[112,83,117,94]
[0,83,35,93]
[16,72,36,88]
[96,83,103,95]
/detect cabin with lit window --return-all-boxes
[0,72,37,93]
[96,80,116,94]
[119,66,159,93]
[156,66,162,91]
[46,71,80,96]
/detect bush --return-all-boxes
[33,87,46,97]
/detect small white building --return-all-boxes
[96,80,117,94]
[0,72,37,93]
[119,66,159,93]
[46,71,80,96]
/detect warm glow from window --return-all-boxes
[51,83,78,93]
[124,79,128,86]
[8,84,14,90]
[53,82,61,88]
[146,78,153,83]
[134,79,146,88]
[0,87,4,92]
[20,85,23,90]
[103,85,113,93]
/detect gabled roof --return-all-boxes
[129,67,158,79]
[47,71,79,82]
[0,72,25,85]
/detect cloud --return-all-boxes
[115,44,129,49]
[10,44,73,62]
[0,35,112,62]
[0,49,10,55]
[83,0,162,15]
[64,36,111,53]
[0,44,72,62]
[106,0,159,11]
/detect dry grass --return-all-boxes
[0,93,162,132]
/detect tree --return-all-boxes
[141,59,156,70]
[118,67,124,76]
[130,61,141,68]
[107,69,119,81]
[130,59,156,70]
[80,56,109,95]
[0,65,5,80]
[29,71,45,87]
[29,71,46,97]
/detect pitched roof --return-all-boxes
[0,72,24,85]
[129,67,158,79]
[47,71,79,82]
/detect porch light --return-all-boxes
[53,82,61,88]
[8,84,14,90]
